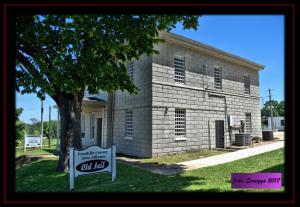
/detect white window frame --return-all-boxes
[244,74,250,94]
[175,109,186,137]
[214,66,222,89]
[128,62,134,81]
[125,110,133,137]
[90,113,95,139]
[174,56,185,84]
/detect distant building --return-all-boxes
[263,117,285,131]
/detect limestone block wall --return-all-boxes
[112,54,153,157]
[151,40,262,156]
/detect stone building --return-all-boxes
[80,31,264,158]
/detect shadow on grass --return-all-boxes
[117,158,187,175]
[16,159,207,192]
[43,148,58,155]
[259,163,284,173]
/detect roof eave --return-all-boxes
[159,31,265,71]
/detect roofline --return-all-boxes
[159,31,265,71]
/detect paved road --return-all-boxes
[178,141,284,170]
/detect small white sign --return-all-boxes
[69,145,116,191]
[24,135,42,151]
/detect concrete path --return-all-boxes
[177,141,284,170]
[117,141,284,175]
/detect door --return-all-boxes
[215,120,224,148]
[97,118,102,146]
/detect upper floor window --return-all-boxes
[281,119,285,126]
[244,74,250,94]
[175,109,186,137]
[214,67,222,89]
[174,56,185,84]
[128,62,134,81]
[126,110,133,137]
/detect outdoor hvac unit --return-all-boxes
[262,130,274,141]
[235,133,251,146]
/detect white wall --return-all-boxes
[265,117,284,131]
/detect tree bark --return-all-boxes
[55,91,84,172]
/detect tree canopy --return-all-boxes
[15,108,26,144]
[261,100,285,117]
[16,15,200,99]
[15,15,200,172]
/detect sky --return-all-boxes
[16,15,284,123]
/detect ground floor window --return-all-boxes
[81,114,85,138]
[126,110,133,137]
[90,114,95,139]
[175,109,186,137]
[245,113,252,133]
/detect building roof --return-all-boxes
[160,31,265,71]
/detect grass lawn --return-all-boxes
[16,148,284,192]
[139,149,226,164]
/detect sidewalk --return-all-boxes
[117,140,284,175]
[178,141,284,170]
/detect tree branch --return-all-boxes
[16,50,52,88]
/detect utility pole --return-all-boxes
[268,88,275,130]
[54,105,60,152]
[48,106,51,148]
[40,100,44,149]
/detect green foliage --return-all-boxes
[261,100,285,117]
[16,15,200,99]
[26,119,58,138]
[15,108,26,144]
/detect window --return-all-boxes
[281,119,285,126]
[90,114,95,139]
[174,56,185,84]
[81,114,85,138]
[128,62,134,81]
[244,74,250,94]
[175,109,186,137]
[214,67,222,89]
[126,110,133,137]
[245,113,252,133]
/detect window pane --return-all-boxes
[174,57,185,84]
[128,62,134,81]
[244,74,250,94]
[126,110,133,137]
[214,67,222,89]
[175,109,186,137]
[245,113,252,133]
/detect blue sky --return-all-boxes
[16,15,284,123]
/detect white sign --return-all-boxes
[69,145,116,191]
[24,135,42,151]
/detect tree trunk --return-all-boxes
[55,91,84,172]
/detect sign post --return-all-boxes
[69,145,116,191]
[70,147,74,191]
